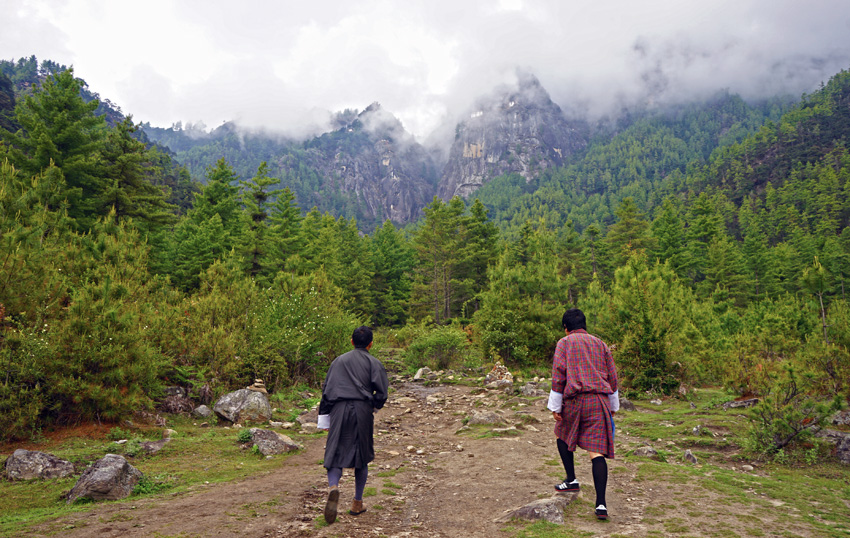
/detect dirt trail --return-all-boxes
[21,382,806,538]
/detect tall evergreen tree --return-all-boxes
[238,161,279,280]
[370,220,414,326]
[267,187,303,271]
[100,117,176,231]
[0,68,106,228]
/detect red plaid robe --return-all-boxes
[551,329,618,457]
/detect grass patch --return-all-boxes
[507,521,595,538]
[0,416,304,536]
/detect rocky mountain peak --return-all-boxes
[437,72,589,200]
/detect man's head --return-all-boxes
[562,308,586,332]
[351,325,373,349]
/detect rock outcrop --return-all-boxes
[287,103,439,224]
[4,449,75,480]
[66,454,142,504]
[437,71,588,200]
[248,428,303,456]
[496,494,576,525]
[214,389,272,424]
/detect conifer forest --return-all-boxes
[1,56,848,458]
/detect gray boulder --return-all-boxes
[413,367,432,381]
[817,429,850,465]
[67,454,142,504]
[213,389,272,424]
[467,410,505,425]
[140,438,171,455]
[4,449,75,480]
[248,428,303,456]
[496,495,575,525]
[296,407,319,425]
[722,398,759,410]
[521,383,547,398]
[633,446,664,461]
[684,449,698,464]
[619,398,637,412]
[193,405,213,418]
[831,410,850,426]
[837,436,850,465]
[486,379,514,393]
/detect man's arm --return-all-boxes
[605,343,618,393]
[549,339,567,420]
[371,360,389,410]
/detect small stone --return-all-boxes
[684,449,698,464]
[413,367,432,381]
[163,429,177,438]
[407,445,417,453]
[199,422,209,428]
[633,446,662,461]
[115,439,127,445]
[742,464,754,472]
[416,449,425,455]
[650,399,663,405]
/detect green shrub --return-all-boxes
[107,427,131,441]
[403,324,473,371]
[237,428,252,444]
[745,362,843,456]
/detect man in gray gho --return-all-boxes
[317,325,389,524]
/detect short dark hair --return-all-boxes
[562,308,586,331]
[352,325,373,348]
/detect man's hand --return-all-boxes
[552,411,562,422]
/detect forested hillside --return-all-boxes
[0,59,848,462]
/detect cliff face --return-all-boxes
[299,103,439,224]
[437,73,589,200]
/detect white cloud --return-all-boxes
[3,0,850,140]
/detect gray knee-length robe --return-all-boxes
[319,348,389,469]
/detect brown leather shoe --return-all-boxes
[349,499,366,516]
[324,487,339,524]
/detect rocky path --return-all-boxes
[23,382,811,538]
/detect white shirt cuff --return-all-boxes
[317,414,330,429]
[547,390,563,413]
[608,390,620,413]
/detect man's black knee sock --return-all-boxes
[591,456,607,506]
[556,439,575,482]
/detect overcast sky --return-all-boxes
[4,0,850,140]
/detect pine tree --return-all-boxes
[1,68,107,229]
[370,220,414,326]
[193,158,241,242]
[238,162,279,281]
[651,196,693,277]
[600,197,656,277]
[410,197,466,323]
[267,187,303,271]
[100,117,175,231]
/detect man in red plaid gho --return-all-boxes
[547,308,619,520]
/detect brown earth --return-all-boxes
[18,382,814,538]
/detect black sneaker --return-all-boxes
[555,479,580,492]
[595,504,608,520]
